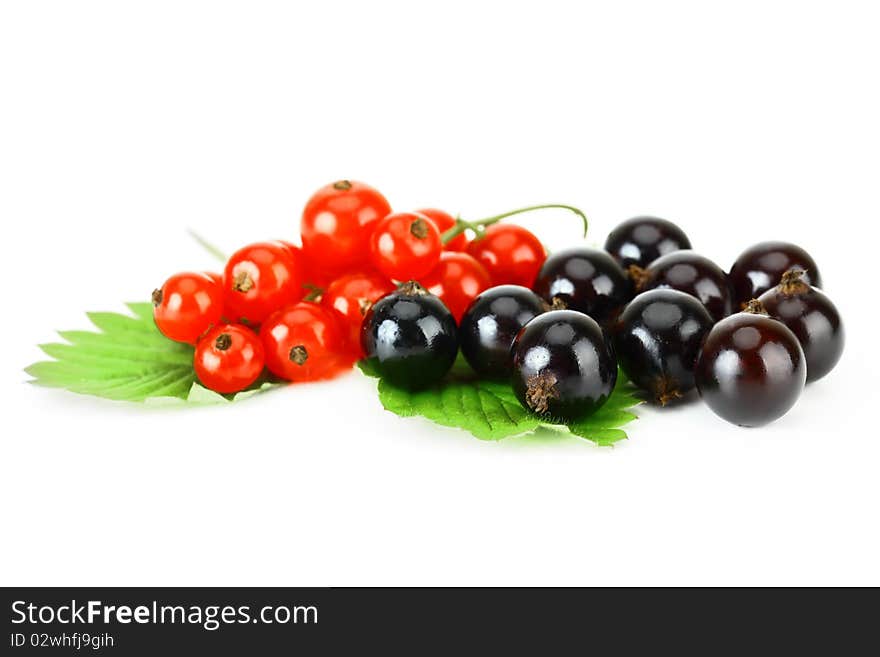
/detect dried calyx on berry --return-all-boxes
[777,268,812,295]
[215,333,232,350]
[289,345,308,365]
[742,299,769,315]
[232,271,255,293]
[627,265,652,291]
[409,217,430,239]
[397,280,429,296]
[525,372,559,415]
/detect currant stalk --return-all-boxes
[440,204,588,245]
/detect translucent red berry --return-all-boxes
[152,272,224,344]
[301,180,392,276]
[260,303,353,381]
[194,324,265,394]
[223,241,306,324]
[466,224,546,288]
[419,252,491,321]
[369,211,442,280]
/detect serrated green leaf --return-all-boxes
[26,302,281,404]
[360,357,641,445]
[377,376,543,440]
[184,382,230,404]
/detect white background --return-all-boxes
[2,1,878,586]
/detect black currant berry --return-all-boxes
[729,241,821,308]
[459,285,546,379]
[532,247,633,326]
[511,310,617,421]
[630,251,733,322]
[604,216,692,269]
[361,281,458,389]
[695,300,806,427]
[757,269,844,383]
[613,289,713,405]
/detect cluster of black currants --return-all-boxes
[361,217,844,428]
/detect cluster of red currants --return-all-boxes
[152,180,549,394]
[360,216,844,428]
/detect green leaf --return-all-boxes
[359,358,641,445]
[26,302,279,403]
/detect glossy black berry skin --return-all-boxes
[459,285,546,379]
[532,247,633,327]
[613,289,714,405]
[361,282,458,389]
[728,241,821,308]
[511,310,617,422]
[636,251,733,322]
[695,308,806,427]
[757,270,844,383]
[604,216,692,269]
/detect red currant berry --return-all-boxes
[276,240,302,258]
[194,324,265,394]
[466,224,546,288]
[203,271,223,287]
[320,272,395,355]
[369,211,442,280]
[152,272,224,344]
[301,180,392,276]
[260,302,353,381]
[419,252,491,321]
[416,208,467,251]
[279,240,330,289]
[223,241,306,325]
[278,240,333,288]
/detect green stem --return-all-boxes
[187,229,228,262]
[440,204,588,244]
